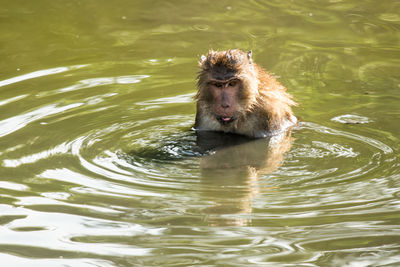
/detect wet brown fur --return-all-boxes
[195,49,297,138]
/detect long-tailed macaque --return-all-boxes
[195,49,297,138]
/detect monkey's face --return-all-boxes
[207,78,242,125]
[196,50,258,127]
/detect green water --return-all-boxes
[1,0,400,266]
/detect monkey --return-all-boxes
[194,49,297,138]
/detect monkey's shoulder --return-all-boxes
[253,114,297,138]
[237,113,294,138]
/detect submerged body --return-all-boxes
[194,49,297,138]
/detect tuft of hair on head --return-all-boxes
[199,49,254,73]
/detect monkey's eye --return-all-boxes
[228,80,237,87]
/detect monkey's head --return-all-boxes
[196,49,260,126]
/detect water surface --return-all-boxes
[1,0,400,266]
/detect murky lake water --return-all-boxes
[1,0,400,266]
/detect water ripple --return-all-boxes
[0,103,83,138]
[0,45,398,267]
[0,65,87,88]
[302,122,393,154]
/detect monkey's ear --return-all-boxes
[247,50,253,62]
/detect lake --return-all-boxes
[0,0,399,266]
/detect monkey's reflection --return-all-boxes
[196,130,293,226]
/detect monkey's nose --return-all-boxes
[221,103,230,109]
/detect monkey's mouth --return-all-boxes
[216,116,236,125]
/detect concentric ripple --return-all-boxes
[275,121,393,188]
[1,0,400,264]
[0,59,398,266]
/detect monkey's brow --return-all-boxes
[208,78,239,83]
